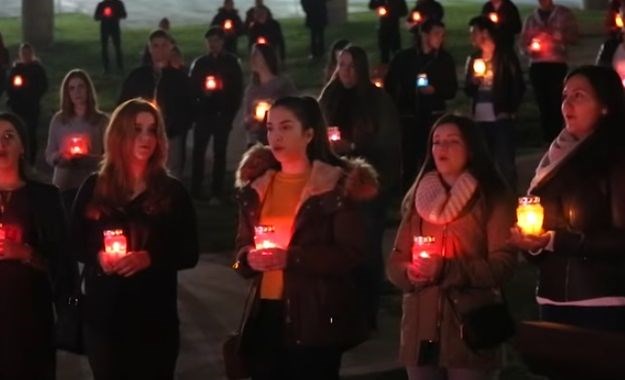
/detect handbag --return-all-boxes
[222,284,255,380]
[451,289,516,351]
[54,269,85,355]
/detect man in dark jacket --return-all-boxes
[211,0,245,54]
[94,0,127,73]
[369,0,408,64]
[481,0,522,49]
[244,0,273,30]
[465,16,525,190]
[247,6,286,62]
[118,30,194,179]
[385,19,457,189]
[188,27,243,202]
[301,0,328,59]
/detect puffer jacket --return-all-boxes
[387,189,516,369]
[233,145,379,349]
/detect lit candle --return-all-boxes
[254,100,271,121]
[377,6,388,17]
[0,224,6,241]
[256,36,268,45]
[616,13,624,28]
[327,126,341,142]
[621,78,625,88]
[103,6,113,17]
[224,19,233,31]
[529,38,542,53]
[103,229,128,258]
[254,225,277,251]
[411,11,422,23]
[488,12,499,24]
[412,236,436,263]
[416,73,429,88]
[204,75,220,91]
[373,78,384,88]
[12,75,23,88]
[67,135,89,156]
[517,196,544,236]
[473,58,486,77]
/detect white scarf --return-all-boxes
[528,129,591,194]
[415,171,478,225]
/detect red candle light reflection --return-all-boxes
[103,229,127,258]
[67,136,89,156]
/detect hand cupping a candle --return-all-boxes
[98,250,152,276]
[508,226,551,253]
[407,254,444,285]
[247,247,287,272]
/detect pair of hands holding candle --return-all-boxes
[508,196,552,253]
[98,250,152,277]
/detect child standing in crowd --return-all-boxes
[233,96,377,379]
[46,69,108,209]
[72,99,198,380]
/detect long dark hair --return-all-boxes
[270,96,344,168]
[324,39,350,82]
[251,43,279,85]
[402,113,508,215]
[58,69,103,124]
[0,112,31,180]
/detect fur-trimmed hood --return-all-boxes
[235,144,379,202]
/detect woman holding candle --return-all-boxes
[0,112,72,379]
[241,43,296,145]
[233,96,378,379]
[71,99,199,379]
[387,114,516,380]
[45,69,108,209]
[319,45,401,328]
[510,65,625,333]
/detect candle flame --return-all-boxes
[530,38,541,52]
[327,127,341,142]
[517,197,544,235]
[412,11,422,23]
[103,6,113,17]
[205,75,218,90]
[224,19,233,30]
[13,75,23,88]
[377,7,388,16]
[488,12,499,23]
[617,14,624,28]
[473,59,486,76]
[373,78,384,88]
[257,36,268,45]
[254,101,271,121]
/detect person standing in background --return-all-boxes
[94,0,127,74]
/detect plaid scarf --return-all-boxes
[415,171,478,225]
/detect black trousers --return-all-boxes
[100,24,124,71]
[246,300,343,380]
[529,62,567,143]
[191,114,231,197]
[378,21,401,64]
[309,24,325,57]
[84,323,179,380]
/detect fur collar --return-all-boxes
[235,144,379,202]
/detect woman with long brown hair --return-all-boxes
[71,98,198,379]
[45,69,108,208]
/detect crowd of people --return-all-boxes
[0,0,624,379]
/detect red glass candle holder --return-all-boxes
[254,225,277,251]
[412,236,436,263]
[103,6,113,17]
[103,229,128,258]
[327,126,341,142]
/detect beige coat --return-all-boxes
[386,192,516,369]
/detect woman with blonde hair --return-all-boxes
[46,69,108,208]
[71,98,198,379]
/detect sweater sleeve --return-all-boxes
[439,196,518,289]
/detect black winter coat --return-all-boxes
[118,66,194,138]
[233,146,379,349]
[529,132,625,302]
[385,47,457,117]
[464,49,525,116]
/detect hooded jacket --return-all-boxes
[233,145,379,349]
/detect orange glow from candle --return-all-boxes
[0,223,22,242]
[257,36,268,45]
[530,38,542,53]
[67,135,89,156]
[488,12,499,24]
[411,11,422,23]
[412,236,436,263]
[103,6,113,17]
[254,225,277,250]
[377,6,388,17]
[254,101,271,121]
[224,19,233,31]
[12,75,23,88]
[103,229,127,258]
[327,126,341,142]
[616,14,624,28]
[517,196,544,235]
[373,78,384,88]
[473,58,486,77]
[204,75,220,91]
